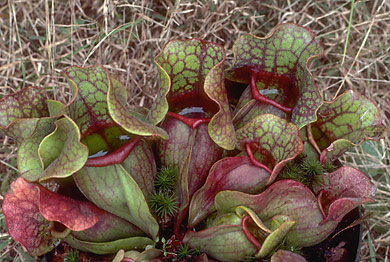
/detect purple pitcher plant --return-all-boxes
[0,23,385,261]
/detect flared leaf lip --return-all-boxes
[319,89,385,131]
[153,38,227,117]
[318,89,386,162]
[313,166,377,196]
[0,86,49,129]
[216,172,375,222]
[38,115,88,181]
[225,23,325,79]
[6,96,78,181]
[61,64,111,114]
[235,113,304,184]
[225,23,325,126]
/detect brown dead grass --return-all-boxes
[0,0,389,261]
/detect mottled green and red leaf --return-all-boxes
[107,75,168,139]
[226,23,324,129]
[17,118,56,181]
[1,177,57,256]
[152,39,235,149]
[312,166,376,222]
[235,114,303,184]
[38,116,89,181]
[214,174,374,247]
[311,90,385,163]
[188,156,268,227]
[64,65,167,139]
[0,87,49,142]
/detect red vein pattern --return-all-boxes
[0,87,49,141]
[64,66,114,136]
[311,90,385,163]
[2,178,57,256]
[236,114,303,184]
[226,23,324,129]
[188,156,268,228]
[153,39,235,150]
[214,177,374,247]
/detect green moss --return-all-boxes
[148,191,178,218]
[64,249,79,262]
[155,166,177,192]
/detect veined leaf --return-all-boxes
[311,90,385,163]
[236,114,303,184]
[152,39,235,149]
[0,87,49,142]
[226,23,324,129]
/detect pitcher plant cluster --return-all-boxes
[0,24,385,262]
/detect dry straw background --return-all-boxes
[0,0,389,261]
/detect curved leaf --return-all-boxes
[107,74,168,139]
[17,118,56,181]
[17,100,67,182]
[64,234,154,255]
[312,166,376,223]
[71,210,143,243]
[271,250,307,262]
[225,23,323,129]
[47,100,65,117]
[204,53,236,150]
[188,156,268,227]
[214,184,322,247]
[63,66,114,135]
[1,178,57,256]
[0,87,49,142]
[74,163,159,240]
[152,39,235,149]
[214,177,374,247]
[236,114,304,184]
[38,116,88,181]
[257,216,295,258]
[63,65,166,139]
[311,90,385,163]
[38,186,99,231]
[184,224,257,261]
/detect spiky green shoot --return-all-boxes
[279,163,307,184]
[148,191,178,218]
[301,158,324,177]
[176,244,200,259]
[64,249,79,262]
[322,161,337,173]
[155,166,177,192]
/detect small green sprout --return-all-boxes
[322,161,337,173]
[301,158,324,177]
[148,191,178,218]
[155,166,177,192]
[177,244,200,259]
[279,163,307,184]
[64,249,79,262]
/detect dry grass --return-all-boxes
[0,0,389,261]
